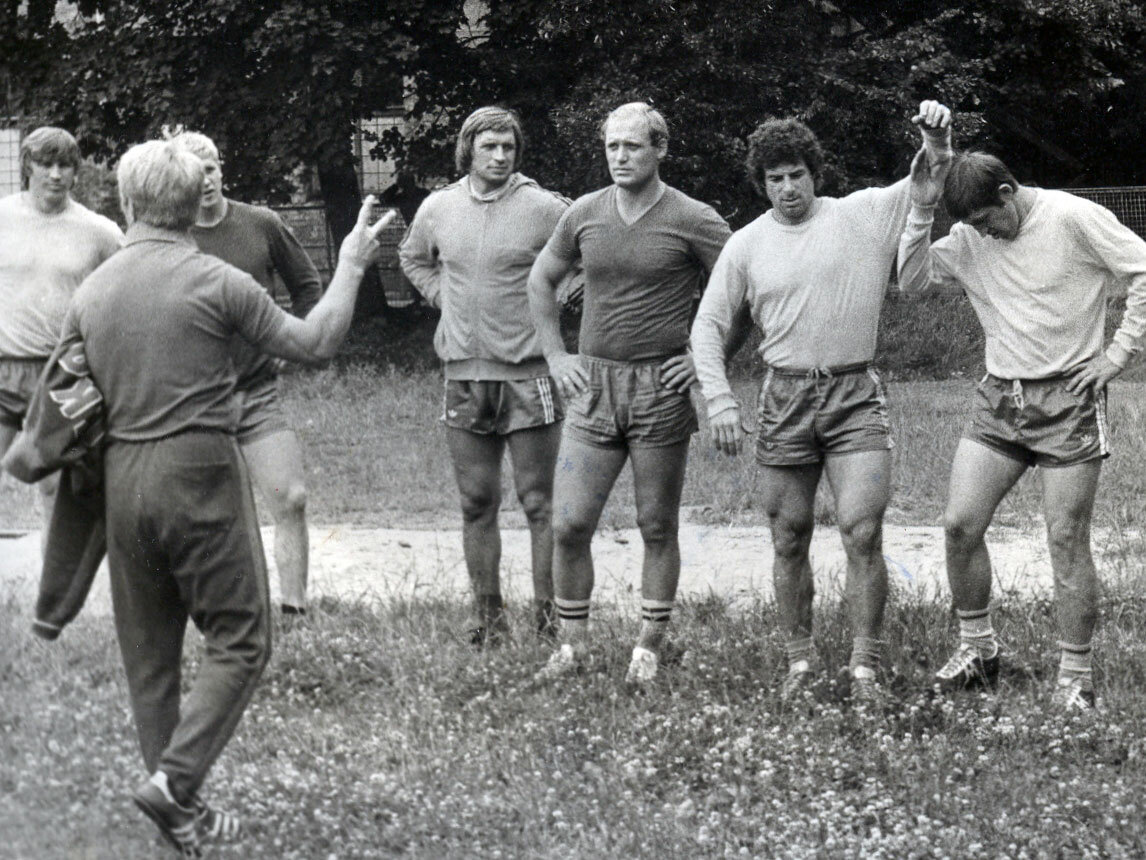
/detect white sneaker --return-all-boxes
[533,643,579,683]
[625,646,658,684]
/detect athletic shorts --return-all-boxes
[965,373,1108,468]
[563,354,698,449]
[442,377,563,435]
[0,358,46,429]
[755,363,892,467]
[234,377,291,444]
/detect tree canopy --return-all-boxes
[5,0,1145,237]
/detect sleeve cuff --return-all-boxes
[1105,342,1134,369]
[706,394,739,420]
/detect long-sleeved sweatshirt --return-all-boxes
[399,174,569,380]
[897,189,1146,377]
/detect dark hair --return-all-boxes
[745,118,825,197]
[20,127,81,188]
[455,107,524,175]
[943,151,1019,220]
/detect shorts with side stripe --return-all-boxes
[442,377,563,435]
[965,373,1108,468]
[755,363,892,467]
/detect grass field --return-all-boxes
[2,325,1146,858]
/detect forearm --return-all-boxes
[400,262,442,307]
[897,204,939,293]
[690,306,737,416]
[299,258,367,360]
[1108,277,1146,367]
[528,270,568,359]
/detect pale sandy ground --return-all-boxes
[1,522,1092,625]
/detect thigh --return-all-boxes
[445,426,505,502]
[552,433,628,530]
[824,448,891,525]
[241,428,306,500]
[757,462,821,530]
[629,439,690,526]
[946,437,1028,532]
[507,421,562,500]
[1039,460,1101,527]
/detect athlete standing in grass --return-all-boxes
[400,107,569,644]
[899,148,1146,712]
[0,127,122,540]
[691,100,952,706]
[528,102,734,684]
[171,131,322,617]
[63,139,392,856]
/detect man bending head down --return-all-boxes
[899,145,1146,712]
[62,138,392,856]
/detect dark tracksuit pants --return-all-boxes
[104,430,271,806]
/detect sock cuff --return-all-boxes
[555,598,591,621]
[956,607,991,622]
[641,600,674,623]
[785,636,816,663]
[1058,640,1093,654]
[849,637,884,670]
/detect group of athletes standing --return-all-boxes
[2,94,1144,854]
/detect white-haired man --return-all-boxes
[0,127,123,538]
[528,102,733,683]
[400,106,569,644]
[171,130,323,617]
[59,138,392,855]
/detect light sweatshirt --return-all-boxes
[691,178,913,418]
[897,189,1146,377]
[399,174,569,380]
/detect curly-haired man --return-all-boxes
[691,101,952,707]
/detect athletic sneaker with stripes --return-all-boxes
[934,641,1000,691]
[132,771,202,858]
[192,795,242,842]
[1051,676,1097,712]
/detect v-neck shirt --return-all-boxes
[546,184,730,361]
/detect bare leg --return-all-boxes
[1040,461,1101,646]
[628,439,690,650]
[506,422,563,606]
[759,463,821,642]
[445,428,508,623]
[241,430,309,610]
[550,435,628,641]
[824,449,891,642]
[943,439,1027,612]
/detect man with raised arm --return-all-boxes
[690,100,952,707]
[899,146,1146,712]
[0,127,123,538]
[60,139,392,855]
[171,130,323,618]
[399,106,569,645]
[528,102,732,684]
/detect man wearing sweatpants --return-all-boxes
[59,139,392,856]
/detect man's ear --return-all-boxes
[997,183,1015,204]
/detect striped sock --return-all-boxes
[555,598,591,642]
[1058,640,1094,688]
[637,599,674,650]
[957,607,998,659]
[849,636,884,676]
[785,636,817,674]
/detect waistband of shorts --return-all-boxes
[983,371,1072,385]
[0,356,48,365]
[765,361,873,378]
[580,348,687,368]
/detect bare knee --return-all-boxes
[838,515,882,557]
[636,512,678,548]
[280,482,307,518]
[769,513,814,560]
[553,511,594,550]
[944,510,985,553]
[1046,514,1090,559]
[459,485,500,526]
[517,487,552,528]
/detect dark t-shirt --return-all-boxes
[64,225,286,441]
[545,185,731,361]
[192,200,321,387]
